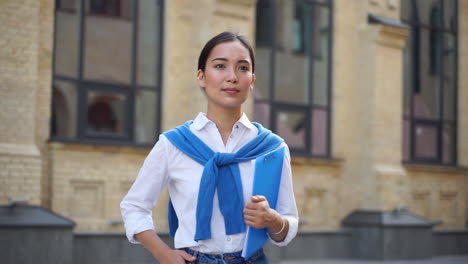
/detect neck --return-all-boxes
[206,106,242,145]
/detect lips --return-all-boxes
[222,88,240,95]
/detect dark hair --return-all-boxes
[198,32,255,73]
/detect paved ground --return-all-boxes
[280,255,468,264]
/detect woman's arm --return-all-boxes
[120,136,169,243]
[121,135,193,263]
[135,230,196,264]
[243,143,298,244]
[243,195,289,242]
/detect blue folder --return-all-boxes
[241,147,285,259]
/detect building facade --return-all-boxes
[1,0,467,237]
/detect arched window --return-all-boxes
[402,0,458,165]
[254,0,333,157]
[52,0,164,146]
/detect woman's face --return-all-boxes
[197,40,255,111]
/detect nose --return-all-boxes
[226,68,238,83]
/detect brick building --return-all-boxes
[1,0,467,250]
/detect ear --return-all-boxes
[197,70,205,88]
[250,73,256,90]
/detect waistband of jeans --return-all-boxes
[182,247,264,262]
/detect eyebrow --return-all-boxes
[211,58,251,65]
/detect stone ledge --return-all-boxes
[0,143,40,157]
[48,141,151,155]
[403,163,468,175]
[291,156,343,168]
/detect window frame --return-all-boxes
[254,0,333,158]
[402,0,458,165]
[51,0,164,148]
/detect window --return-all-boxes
[402,0,458,165]
[90,0,121,17]
[254,0,333,157]
[52,0,163,146]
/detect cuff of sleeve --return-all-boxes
[268,216,298,247]
[125,217,155,244]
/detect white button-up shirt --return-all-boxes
[120,113,298,254]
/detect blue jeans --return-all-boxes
[182,248,269,264]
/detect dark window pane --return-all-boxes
[429,20,443,75]
[120,0,132,20]
[90,0,123,17]
[253,103,271,129]
[292,0,306,52]
[311,108,327,156]
[311,0,330,4]
[86,91,127,136]
[54,3,80,78]
[275,110,306,150]
[135,89,157,144]
[52,80,78,138]
[443,33,456,121]
[400,0,413,22]
[84,1,133,84]
[414,123,438,159]
[442,123,455,164]
[403,119,410,161]
[403,31,413,116]
[56,0,78,11]
[312,6,330,106]
[137,0,161,87]
[255,0,273,47]
[414,28,441,120]
[416,0,442,27]
[254,47,272,100]
[255,0,273,100]
[274,0,310,104]
[443,0,457,31]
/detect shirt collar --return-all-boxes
[192,112,212,130]
[237,113,255,130]
[191,112,255,131]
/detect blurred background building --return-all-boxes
[1,0,467,262]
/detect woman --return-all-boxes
[121,32,298,264]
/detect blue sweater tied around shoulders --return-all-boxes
[163,121,283,241]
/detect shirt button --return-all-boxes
[227,237,231,242]
[235,125,239,129]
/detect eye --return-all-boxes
[215,64,226,69]
[239,65,250,71]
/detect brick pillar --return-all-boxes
[355,17,410,210]
[0,0,43,205]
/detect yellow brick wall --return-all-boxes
[0,0,43,205]
[0,153,42,205]
[291,158,343,230]
[406,165,466,229]
[49,143,170,232]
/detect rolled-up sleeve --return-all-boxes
[269,144,299,246]
[120,135,169,244]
